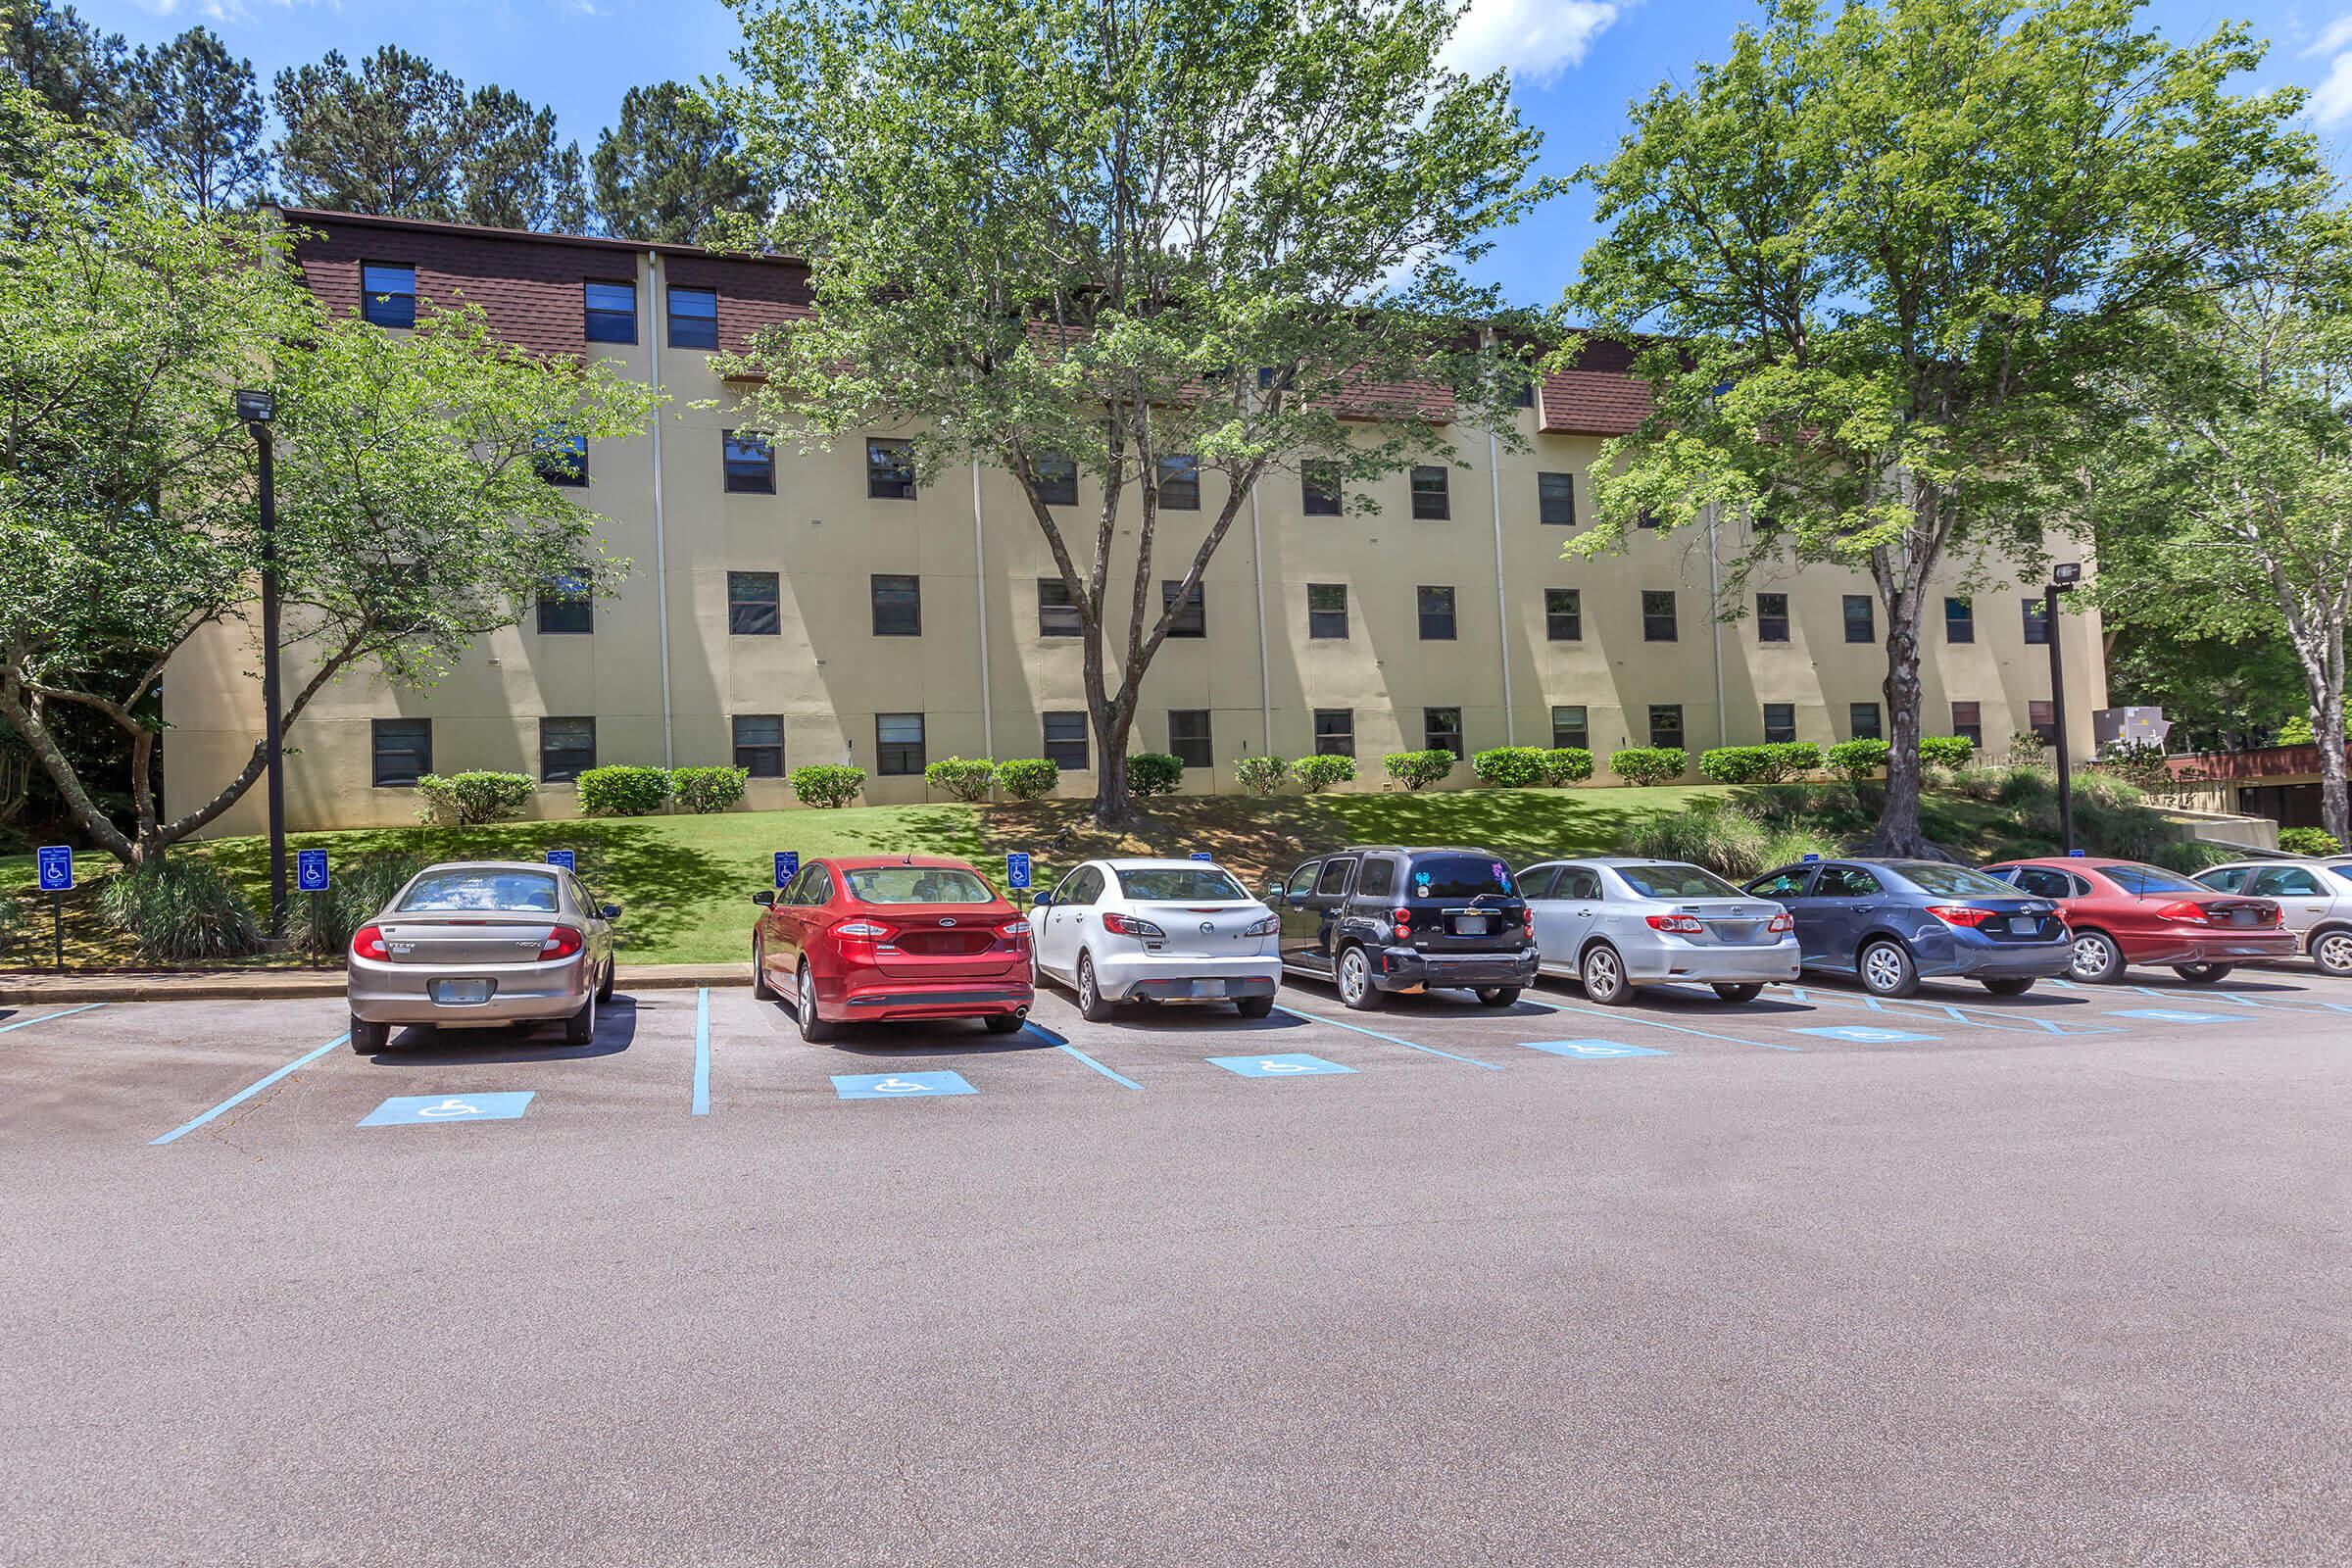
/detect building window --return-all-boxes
[1313,709,1354,757]
[733,715,785,778]
[1168,710,1212,769]
[667,285,718,350]
[541,716,596,782]
[1544,588,1582,642]
[1410,465,1450,520]
[1042,710,1090,770]
[1649,705,1685,750]
[1157,455,1200,511]
[1636,510,1661,530]
[1307,583,1348,639]
[1843,594,1874,644]
[584,280,637,344]
[870,574,922,636]
[727,571,780,635]
[1417,585,1456,640]
[1642,589,1677,642]
[1763,703,1796,744]
[533,433,588,488]
[371,717,430,787]
[1850,702,1882,741]
[1551,706,1589,751]
[1951,701,1983,746]
[1161,580,1205,638]
[361,263,415,329]
[2029,699,2056,744]
[2023,598,2050,645]
[1516,374,1538,410]
[866,438,916,500]
[1537,471,1576,526]
[536,569,593,635]
[1424,707,1463,759]
[723,431,774,494]
[1757,592,1788,643]
[1301,461,1342,516]
[1032,452,1077,508]
[1945,597,1975,644]
[1038,578,1081,638]
[876,712,926,775]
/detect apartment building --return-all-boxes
[162,209,2108,835]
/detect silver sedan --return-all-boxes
[1520,858,1800,1004]
[2192,858,2352,976]
[346,860,620,1052]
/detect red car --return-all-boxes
[751,855,1033,1042]
[1982,856,2295,983]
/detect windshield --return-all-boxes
[1407,855,1515,900]
[398,870,561,913]
[1617,862,1743,900]
[1116,866,1248,901]
[843,867,996,905]
[1893,861,2024,899]
[2104,863,2207,896]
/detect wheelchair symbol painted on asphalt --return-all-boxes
[1520,1039,1669,1059]
[359,1092,534,1127]
[1206,1054,1354,1078]
[1791,1025,1936,1044]
[833,1071,978,1101]
[2111,1008,2230,1024]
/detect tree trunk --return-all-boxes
[1088,687,1142,831]
[1867,603,1932,857]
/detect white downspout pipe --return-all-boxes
[647,250,674,770]
[1250,480,1272,756]
[971,459,994,760]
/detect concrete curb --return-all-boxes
[0,964,752,1005]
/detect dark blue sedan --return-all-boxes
[1741,858,2074,998]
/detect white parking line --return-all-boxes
[1779,985,2116,1037]
[1270,1004,1506,1069]
[1521,997,1804,1052]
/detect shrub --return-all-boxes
[293,852,425,960]
[1471,747,1546,788]
[1697,746,1780,785]
[670,766,750,813]
[1609,747,1687,786]
[1127,753,1184,798]
[2281,826,2343,857]
[1540,748,1594,786]
[1628,799,1839,881]
[1825,738,1891,782]
[1918,735,1976,773]
[0,891,21,956]
[99,858,264,964]
[1383,750,1456,791]
[790,763,865,808]
[577,765,670,817]
[923,757,998,803]
[2097,738,2172,794]
[2278,714,2316,745]
[1292,754,1356,793]
[2005,730,2048,766]
[996,758,1059,802]
[1767,741,1823,778]
[415,770,535,826]
[1235,755,1288,795]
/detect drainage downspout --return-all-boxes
[1707,501,1727,748]
[1250,480,1272,756]
[971,459,995,760]
[647,249,674,771]
[1487,428,1514,747]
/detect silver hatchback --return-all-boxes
[346,860,620,1052]
[2191,859,2352,976]
[1520,858,1800,1004]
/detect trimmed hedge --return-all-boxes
[997,758,1059,802]
[1825,738,1891,781]
[415,770,534,825]
[1541,748,1594,785]
[671,765,749,813]
[1609,747,1687,786]
[790,763,865,808]
[1918,734,1977,772]
[1471,747,1546,788]
[578,765,670,817]
[1697,746,1779,785]
[1383,750,1456,791]
[1292,754,1356,792]
[1235,755,1288,796]
[2281,826,2343,857]
[923,757,998,803]
[1127,753,1184,798]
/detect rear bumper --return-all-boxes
[1617,935,1801,984]
[1091,950,1282,1003]
[2124,932,2300,966]
[831,975,1032,1021]
[1372,945,1540,992]
[1921,935,2076,980]
[346,954,590,1024]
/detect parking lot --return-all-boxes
[5,968,2348,1566]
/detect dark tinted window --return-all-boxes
[1747,868,1811,899]
[1356,858,1396,898]
[2104,863,2204,896]
[1043,711,1089,770]
[1162,579,1205,637]
[1516,865,1560,901]
[540,716,596,782]
[1418,585,1456,640]
[1302,462,1342,515]
[1893,861,2019,899]
[2011,866,2078,900]
[1551,706,1588,751]
[2023,598,2050,644]
[870,574,921,636]
[371,718,430,787]
[1314,858,1356,898]
[1038,578,1081,637]
[534,434,587,487]
[1406,854,1513,900]
[1158,455,1200,511]
[536,569,593,635]
[1313,709,1353,757]
[1424,707,1463,758]
[1649,705,1684,749]
[1945,597,1975,644]
[1307,583,1348,639]
[1951,701,1983,745]
[584,280,637,344]
[867,438,916,499]
[1617,862,1744,900]
[1167,710,1211,768]
[1815,865,1883,898]
[1763,703,1796,744]
[723,431,774,493]
[727,571,780,635]
[1850,702,1882,741]
[1032,452,1077,507]
[362,263,416,328]
[1642,590,1677,641]
[668,286,717,349]
[1410,466,1449,520]
[1757,593,1788,642]
[1537,471,1575,526]
[1545,588,1581,641]
[875,712,925,775]
[1842,594,1874,644]
[733,714,784,777]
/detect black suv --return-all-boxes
[1271,846,1539,1009]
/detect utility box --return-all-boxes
[2094,707,2170,750]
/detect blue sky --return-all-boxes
[88,0,2352,307]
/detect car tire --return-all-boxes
[982,1012,1025,1035]
[1711,983,1764,1004]
[1858,939,1920,999]
[2173,962,2232,984]
[595,959,615,1004]
[2069,929,2125,984]
[1474,986,1519,1007]
[2313,927,2352,977]
[795,962,839,1044]
[1336,945,1384,1011]
[564,991,597,1047]
[349,1015,389,1054]
[751,940,777,1002]
[1581,944,1634,1006]
[1076,955,1116,1022]
[1982,976,2035,997]
[1234,995,1275,1019]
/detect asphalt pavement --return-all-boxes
[3,966,2347,1566]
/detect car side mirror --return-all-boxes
[752,891,775,907]
[1266,884,1287,903]
[1032,893,1053,907]
[601,903,622,920]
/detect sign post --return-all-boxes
[35,846,72,971]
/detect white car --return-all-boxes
[2192,858,2352,976]
[1519,857,1800,1004]
[1031,858,1282,1021]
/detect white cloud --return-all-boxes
[2304,15,2352,59]
[2312,48,2352,126]
[1442,0,1624,86]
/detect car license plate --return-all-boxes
[2008,916,2038,935]
[1189,979,1227,999]
[430,978,494,1005]
[1456,915,1491,935]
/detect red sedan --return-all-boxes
[751,855,1033,1042]
[1983,856,2295,984]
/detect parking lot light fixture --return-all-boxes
[238,389,287,938]
[2047,564,2082,856]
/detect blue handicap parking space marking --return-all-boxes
[359,1092,534,1127]
[832,1071,977,1101]
[1207,1053,1355,1078]
[1791,1025,1937,1045]
[1520,1039,1669,1059]
[2111,1008,2231,1024]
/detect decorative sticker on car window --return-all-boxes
[1493,862,1511,890]
[1414,870,1431,889]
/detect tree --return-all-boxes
[123,26,270,213]
[591,81,773,243]
[0,0,124,124]
[1563,0,2317,854]
[2100,618,2303,755]
[715,0,1554,825]
[461,85,588,233]
[0,85,660,864]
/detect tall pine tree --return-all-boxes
[590,81,772,242]
[124,26,270,213]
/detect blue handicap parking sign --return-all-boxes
[296,849,329,893]
[773,851,799,887]
[546,849,575,871]
[359,1092,534,1127]
[1207,1053,1354,1078]
[1792,1025,1936,1044]
[35,846,72,892]
[833,1071,977,1101]
[1006,852,1032,890]
[1190,851,1214,861]
[2112,1008,2230,1024]
[1520,1039,1669,1059]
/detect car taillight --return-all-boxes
[1927,905,1994,928]
[1392,906,1413,935]
[1244,913,1279,937]
[1100,912,1165,939]
[1767,911,1794,933]
[540,925,585,958]
[835,920,891,939]
[2154,901,2210,924]
[1522,905,1535,934]
[1645,913,1704,934]
[351,923,388,960]
[998,918,1031,938]
[2261,904,2282,925]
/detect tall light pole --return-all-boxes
[2046,561,2082,857]
[236,388,287,938]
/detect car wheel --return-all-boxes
[1076,954,1116,1022]
[2173,962,2232,984]
[2313,928,2352,977]
[751,939,778,1002]
[982,1012,1025,1035]
[1711,983,1764,1004]
[1234,995,1275,1019]
[1982,976,2034,997]
[1336,945,1383,1011]
[595,958,616,1004]
[564,990,597,1047]
[1858,939,1920,999]
[1474,986,1519,1007]
[349,1015,389,1054]
[1581,944,1633,1006]
[2069,930,2125,983]
[795,962,839,1044]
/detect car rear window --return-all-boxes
[1893,861,2022,899]
[1116,867,1247,901]
[2105,863,2206,896]
[1616,862,1742,900]
[2328,864,2352,891]
[1407,854,1514,900]
[844,867,996,905]
[398,870,561,913]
